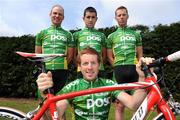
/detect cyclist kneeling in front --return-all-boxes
[36,46,154,120]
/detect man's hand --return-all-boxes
[36,71,53,92]
[136,57,155,81]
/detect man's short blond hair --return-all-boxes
[50,4,64,14]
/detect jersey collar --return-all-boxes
[82,77,99,84]
[84,27,95,31]
[51,25,62,29]
[118,26,128,30]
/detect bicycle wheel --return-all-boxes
[0,106,26,120]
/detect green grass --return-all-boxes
[0,98,179,120]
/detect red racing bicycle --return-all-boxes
[0,51,180,120]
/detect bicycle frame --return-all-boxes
[15,51,180,120]
[30,74,175,120]
[132,76,175,120]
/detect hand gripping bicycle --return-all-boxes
[131,50,180,120]
[0,52,66,120]
[0,51,180,120]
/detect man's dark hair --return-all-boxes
[83,7,97,17]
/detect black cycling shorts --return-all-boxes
[114,65,138,84]
[47,69,68,94]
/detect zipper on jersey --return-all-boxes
[52,27,57,69]
[122,28,126,65]
[90,81,95,120]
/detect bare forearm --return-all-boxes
[102,48,107,64]
[56,100,68,119]
[136,46,143,61]
[67,48,74,64]
[35,46,42,53]
[107,49,114,66]
[108,58,114,66]
[117,89,146,111]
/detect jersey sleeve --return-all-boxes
[135,30,142,46]
[56,85,73,103]
[56,80,80,103]
[73,31,79,48]
[57,81,74,94]
[101,33,107,48]
[104,79,121,99]
[106,33,113,49]
[67,31,75,48]
[35,30,44,46]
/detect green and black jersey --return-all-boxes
[73,27,106,70]
[107,27,142,66]
[58,78,120,120]
[36,25,75,70]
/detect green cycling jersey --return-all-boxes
[58,78,120,120]
[107,27,142,66]
[73,27,106,70]
[36,25,75,70]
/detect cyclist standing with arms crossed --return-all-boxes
[35,4,75,94]
[107,6,143,120]
[36,47,154,120]
[73,7,107,78]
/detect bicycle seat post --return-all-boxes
[41,61,54,94]
[15,52,65,95]
[41,61,46,73]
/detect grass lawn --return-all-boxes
[0,98,179,120]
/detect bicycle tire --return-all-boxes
[0,106,26,120]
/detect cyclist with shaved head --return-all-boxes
[35,4,75,94]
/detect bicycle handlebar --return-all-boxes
[167,50,180,62]
[148,50,180,68]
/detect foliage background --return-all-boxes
[0,22,180,99]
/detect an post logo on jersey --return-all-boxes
[65,80,79,90]
[119,34,135,42]
[114,34,136,49]
[87,97,111,109]
[86,35,101,42]
[51,35,67,42]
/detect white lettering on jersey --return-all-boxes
[120,35,135,42]
[65,80,79,89]
[87,36,101,41]
[51,35,67,41]
[105,79,115,84]
[87,97,110,109]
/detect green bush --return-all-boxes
[0,22,180,98]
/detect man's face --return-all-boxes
[80,54,99,81]
[83,12,97,28]
[50,6,64,26]
[115,9,128,27]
